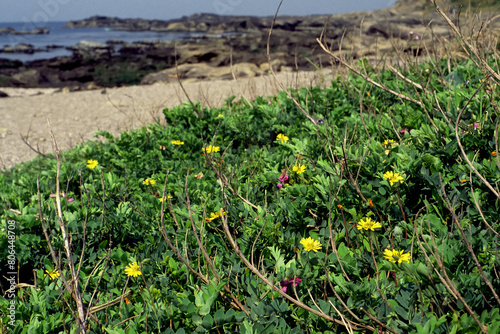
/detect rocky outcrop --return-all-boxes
[2,1,500,89]
[0,43,63,54]
[0,27,49,35]
[141,62,265,84]
[67,41,113,58]
[66,14,267,32]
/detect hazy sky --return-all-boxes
[1,0,396,23]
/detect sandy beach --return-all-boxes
[0,70,331,171]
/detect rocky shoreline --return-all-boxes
[0,26,49,35]
[1,1,499,93]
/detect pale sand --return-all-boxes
[0,70,332,171]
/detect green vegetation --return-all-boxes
[1,54,499,333]
[449,0,500,10]
[93,58,169,86]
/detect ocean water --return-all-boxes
[0,21,194,62]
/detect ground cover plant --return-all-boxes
[1,1,500,333]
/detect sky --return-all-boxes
[0,0,397,23]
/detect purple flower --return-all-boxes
[400,127,408,134]
[280,278,302,293]
[317,118,324,124]
[277,170,289,189]
[278,170,289,183]
[461,130,467,134]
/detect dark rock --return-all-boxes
[67,41,113,58]
[0,58,23,69]
[0,90,8,98]
[1,43,37,54]
[0,27,49,35]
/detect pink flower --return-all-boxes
[474,122,479,129]
[278,170,288,183]
[277,170,289,188]
[268,101,272,105]
[400,127,407,134]
[67,198,75,203]
[280,278,302,293]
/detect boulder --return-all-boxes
[0,91,8,98]
[0,26,49,35]
[140,62,262,85]
[1,43,37,54]
[67,40,113,58]
[11,69,42,86]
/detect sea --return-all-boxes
[0,21,196,62]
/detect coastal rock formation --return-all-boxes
[66,14,267,32]
[67,41,113,58]
[141,62,263,84]
[0,43,64,54]
[0,27,49,35]
[2,1,500,89]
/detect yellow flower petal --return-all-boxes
[356,217,382,231]
[383,171,404,186]
[383,249,411,263]
[300,237,322,252]
[45,269,60,280]
[276,133,289,143]
[86,160,98,169]
[124,262,142,277]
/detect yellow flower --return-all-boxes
[143,178,156,185]
[45,269,60,280]
[383,249,411,264]
[203,145,220,153]
[124,262,142,277]
[300,237,322,252]
[171,140,184,145]
[87,160,98,169]
[206,209,227,221]
[356,217,382,231]
[159,195,173,202]
[384,139,397,148]
[383,171,404,186]
[217,114,224,118]
[276,133,289,143]
[293,164,306,174]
